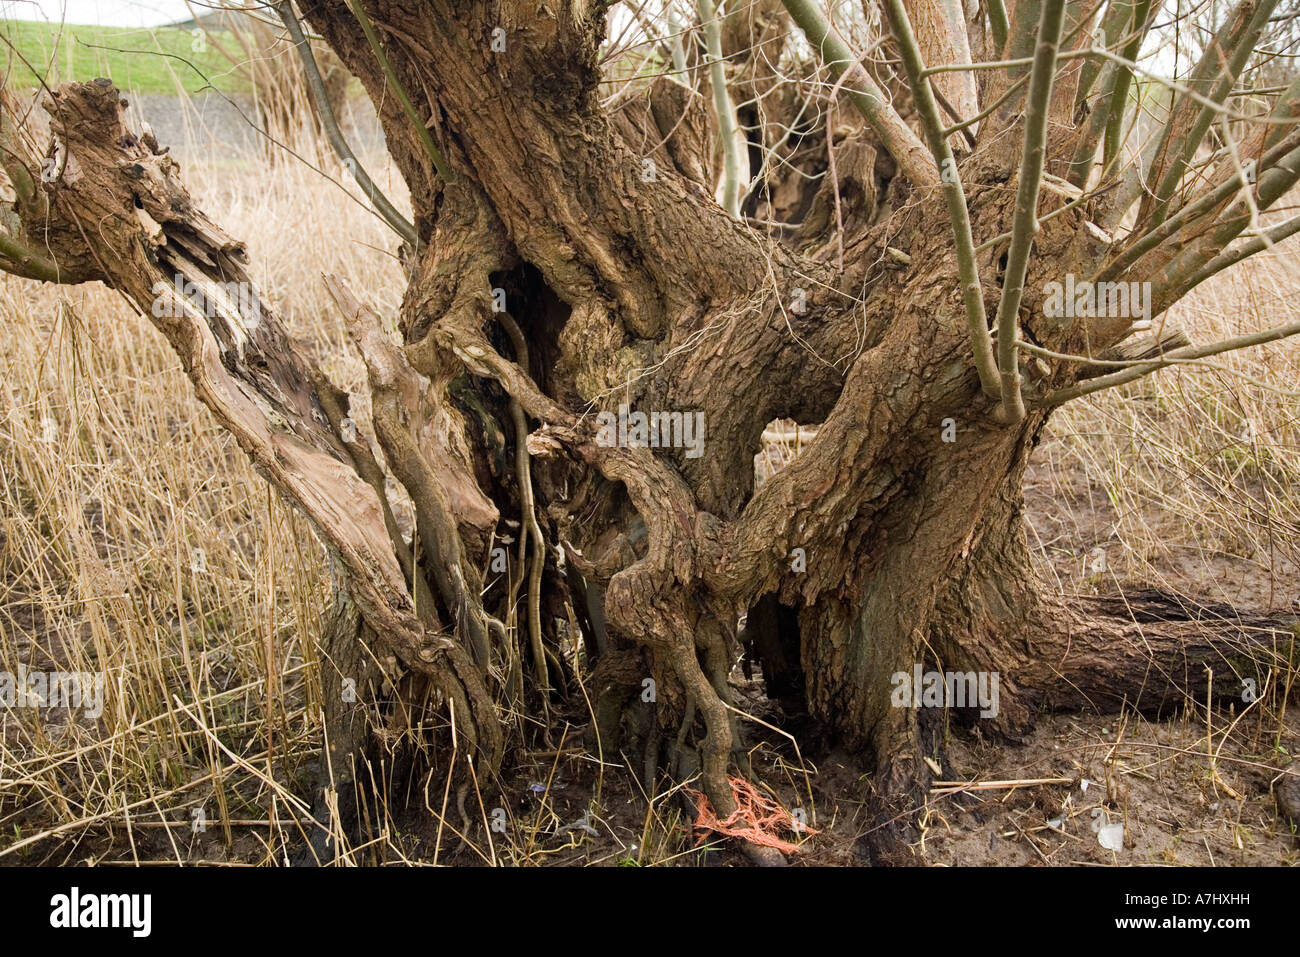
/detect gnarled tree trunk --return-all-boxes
[4,0,1299,863]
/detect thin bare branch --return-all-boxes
[1068,0,1158,186]
[988,0,1010,52]
[782,0,941,189]
[1102,0,1157,174]
[1150,137,1300,293]
[1140,0,1282,227]
[886,0,1000,399]
[343,0,456,183]
[992,0,1067,425]
[699,0,746,215]
[1099,125,1300,281]
[1073,0,1139,112]
[1161,210,1300,305]
[275,1,418,246]
[1043,317,1300,405]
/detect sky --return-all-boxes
[0,0,198,27]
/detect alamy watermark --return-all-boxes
[150,273,260,323]
[890,664,999,718]
[595,404,705,459]
[1042,273,1151,326]
[50,887,150,937]
[0,665,104,719]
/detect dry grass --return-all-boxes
[0,138,407,864]
[1,105,1299,863]
[1035,246,1300,610]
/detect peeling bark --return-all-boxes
[3,80,502,780]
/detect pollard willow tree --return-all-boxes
[3,0,1300,862]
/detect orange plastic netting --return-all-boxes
[687,776,818,854]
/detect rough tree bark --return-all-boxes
[3,0,1299,864]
